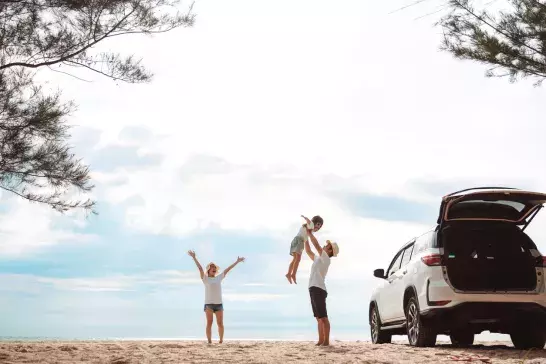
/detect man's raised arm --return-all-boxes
[304,237,315,261]
[308,231,323,257]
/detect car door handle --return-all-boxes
[388,275,401,283]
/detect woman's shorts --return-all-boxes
[204,304,224,312]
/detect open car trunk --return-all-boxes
[442,223,538,292]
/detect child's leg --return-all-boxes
[286,236,301,284]
[285,254,297,283]
[290,253,302,284]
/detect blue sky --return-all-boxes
[2,0,546,342]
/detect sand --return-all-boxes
[0,340,544,363]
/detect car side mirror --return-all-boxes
[373,269,386,279]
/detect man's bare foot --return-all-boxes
[219,340,223,344]
[291,274,297,284]
[321,342,330,346]
[315,342,323,346]
[285,273,293,284]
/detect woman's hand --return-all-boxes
[237,256,245,263]
[188,250,204,279]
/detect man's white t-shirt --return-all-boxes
[202,272,225,304]
[308,250,331,292]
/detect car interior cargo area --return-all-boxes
[441,224,538,292]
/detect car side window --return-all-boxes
[400,244,414,267]
[387,250,404,277]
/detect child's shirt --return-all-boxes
[296,221,314,240]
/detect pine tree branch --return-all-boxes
[451,0,543,55]
[0,6,137,71]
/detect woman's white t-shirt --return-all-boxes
[202,272,225,304]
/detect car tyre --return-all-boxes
[370,304,392,344]
[450,330,474,348]
[405,297,436,347]
[510,329,546,350]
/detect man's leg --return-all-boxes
[290,253,302,284]
[320,317,331,346]
[316,317,325,346]
[215,310,224,343]
[310,288,324,345]
[205,308,214,344]
[317,288,330,346]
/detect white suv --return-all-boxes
[369,187,546,349]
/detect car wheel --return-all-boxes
[405,297,436,347]
[510,329,546,350]
[450,330,474,348]
[370,304,391,344]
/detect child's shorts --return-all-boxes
[290,235,305,256]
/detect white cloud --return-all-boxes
[0,274,45,294]
[0,270,202,293]
[37,276,135,292]
[141,270,203,285]
[243,283,271,287]
[15,0,546,258]
[223,293,290,302]
[0,197,98,257]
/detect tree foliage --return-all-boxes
[0,0,194,214]
[439,0,546,85]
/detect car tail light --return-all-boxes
[537,256,546,268]
[429,300,451,306]
[421,254,442,266]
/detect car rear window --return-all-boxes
[448,200,526,220]
[459,200,525,211]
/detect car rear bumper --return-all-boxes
[421,302,546,333]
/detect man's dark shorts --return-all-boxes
[309,286,328,318]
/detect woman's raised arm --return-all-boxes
[223,256,245,277]
[188,250,205,280]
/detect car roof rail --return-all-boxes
[444,186,520,197]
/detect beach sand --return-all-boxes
[0,340,544,363]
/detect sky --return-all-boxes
[2,0,546,342]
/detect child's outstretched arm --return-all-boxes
[188,250,205,280]
[308,231,323,257]
[301,215,312,226]
[224,256,245,277]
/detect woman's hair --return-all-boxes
[312,215,324,226]
[206,262,219,273]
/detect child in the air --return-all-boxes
[285,215,324,284]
